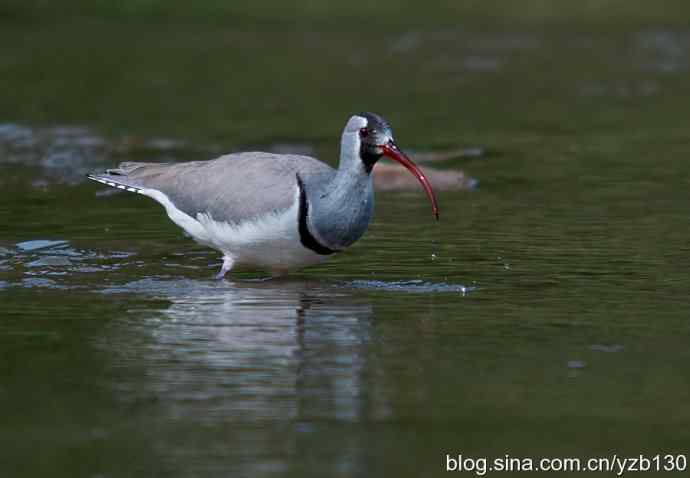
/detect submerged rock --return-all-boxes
[374,163,477,191]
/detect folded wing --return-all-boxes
[88,152,335,224]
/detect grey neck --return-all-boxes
[302,117,375,251]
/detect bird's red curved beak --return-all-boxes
[380,141,440,220]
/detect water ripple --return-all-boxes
[345,279,476,295]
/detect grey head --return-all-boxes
[304,112,440,253]
[357,112,394,172]
[337,112,394,174]
[337,112,440,219]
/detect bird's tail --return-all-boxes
[87,168,145,193]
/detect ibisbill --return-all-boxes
[88,112,439,278]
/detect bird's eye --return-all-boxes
[359,128,369,138]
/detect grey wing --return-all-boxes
[88,152,335,223]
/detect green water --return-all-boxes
[2,2,690,477]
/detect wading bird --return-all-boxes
[89,113,438,278]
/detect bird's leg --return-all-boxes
[215,255,234,280]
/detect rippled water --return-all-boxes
[3,11,690,478]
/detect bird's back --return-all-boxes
[105,152,335,224]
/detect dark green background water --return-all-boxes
[1,2,690,477]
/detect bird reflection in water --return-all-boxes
[102,278,383,422]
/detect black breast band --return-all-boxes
[296,175,337,256]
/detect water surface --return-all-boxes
[2,4,690,477]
